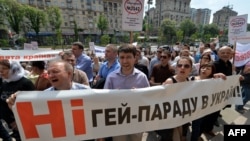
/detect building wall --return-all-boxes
[213,6,238,30]
[17,0,122,34]
[154,0,191,28]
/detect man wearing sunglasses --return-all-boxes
[150,50,174,86]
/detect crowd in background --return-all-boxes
[0,40,249,141]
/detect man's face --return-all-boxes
[119,52,135,71]
[71,45,82,57]
[63,55,76,66]
[218,48,232,62]
[156,48,163,59]
[47,62,72,89]
[160,53,169,65]
[105,47,117,61]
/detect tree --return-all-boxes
[97,14,108,35]
[179,19,196,42]
[24,5,46,36]
[176,29,183,42]
[160,19,176,44]
[203,23,219,37]
[46,6,63,46]
[100,35,110,46]
[0,0,25,34]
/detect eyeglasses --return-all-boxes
[177,64,190,69]
[160,56,167,59]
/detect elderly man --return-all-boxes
[6,61,93,141]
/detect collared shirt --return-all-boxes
[98,59,120,79]
[104,68,150,89]
[76,54,93,82]
[45,82,90,91]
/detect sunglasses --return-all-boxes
[177,64,190,69]
[157,51,162,53]
[160,56,167,59]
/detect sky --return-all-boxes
[145,0,249,23]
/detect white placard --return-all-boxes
[122,0,145,31]
[228,14,248,37]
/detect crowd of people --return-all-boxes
[0,41,249,141]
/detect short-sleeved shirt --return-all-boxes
[104,68,150,89]
[98,59,120,79]
[150,64,174,83]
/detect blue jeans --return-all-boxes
[236,85,250,110]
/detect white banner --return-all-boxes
[122,0,145,31]
[234,42,250,66]
[228,14,248,37]
[0,50,61,61]
[13,76,241,141]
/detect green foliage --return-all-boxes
[133,32,140,42]
[176,30,183,42]
[24,5,46,36]
[46,6,62,30]
[110,36,117,44]
[1,0,25,34]
[203,24,219,37]
[121,35,130,43]
[179,19,196,42]
[160,19,176,44]
[100,34,110,46]
[16,37,26,46]
[97,15,108,35]
[0,39,9,47]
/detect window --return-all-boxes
[65,22,68,26]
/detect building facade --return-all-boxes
[212,6,238,30]
[154,0,191,28]
[190,8,211,26]
[16,0,123,36]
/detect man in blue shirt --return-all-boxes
[71,42,93,83]
[92,44,120,88]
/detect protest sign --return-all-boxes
[234,42,250,66]
[0,50,61,61]
[13,75,241,141]
[122,0,145,31]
